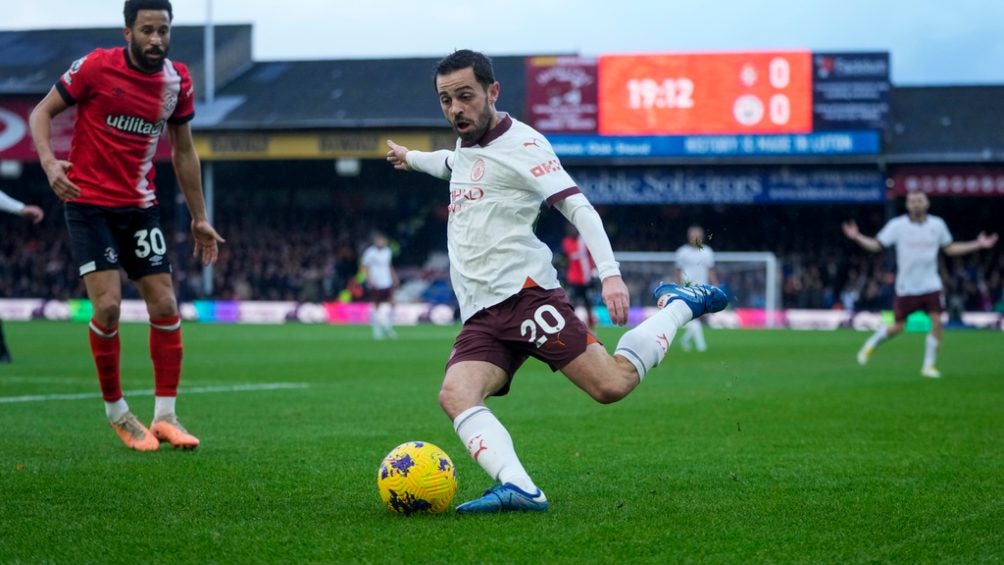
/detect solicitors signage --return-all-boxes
[570,166,885,204]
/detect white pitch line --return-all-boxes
[0,382,310,404]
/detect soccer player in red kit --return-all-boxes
[29,0,224,451]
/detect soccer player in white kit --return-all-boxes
[360,232,399,339]
[842,191,997,378]
[0,190,45,363]
[675,225,718,352]
[386,49,727,513]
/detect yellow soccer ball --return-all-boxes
[377,441,458,514]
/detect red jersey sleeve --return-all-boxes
[56,50,101,106]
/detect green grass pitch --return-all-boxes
[1,321,1002,563]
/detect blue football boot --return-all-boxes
[455,483,549,514]
[653,282,728,318]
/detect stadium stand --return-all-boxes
[1,27,1001,316]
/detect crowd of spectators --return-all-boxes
[2,182,1002,316]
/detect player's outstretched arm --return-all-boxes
[168,122,225,265]
[944,231,999,256]
[554,193,628,325]
[29,87,81,202]
[841,220,883,252]
[385,140,412,172]
[386,139,453,180]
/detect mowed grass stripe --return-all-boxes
[0,321,1001,563]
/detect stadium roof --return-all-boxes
[2,27,1003,162]
[0,25,252,96]
[201,56,528,130]
[885,86,1004,163]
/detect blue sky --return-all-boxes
[4,0,1002,85]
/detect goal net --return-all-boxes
[614,251,780,327]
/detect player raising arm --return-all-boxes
[29,0,224,451]
[842,191,997,378]
[386,49,727,513]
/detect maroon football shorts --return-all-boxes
[893,290,944,322]
[369,287,393,303]
[445,285,600,396]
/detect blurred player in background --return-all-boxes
[29,0,224,450]
[387,49,727,513]
[0,189,45,363]
[675,225,718,352]
[360,232,399,339]
[561,225,597,329]
[842,191,997,378]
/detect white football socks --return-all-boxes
[865,326,888,350]
[923,333,939,368]
[379,303,396,337]
[452,406,544,498]
[104,398,129,422]
[686,319,707,352]
[614,299,692,380]
[154,395,176,422]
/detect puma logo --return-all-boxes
[468,436,488,461]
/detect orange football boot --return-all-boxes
[110,412,160,451]
[150,416,200,450]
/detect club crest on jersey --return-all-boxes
[106,114,165,137]
[162,91,178,117]
[104,247,119,264]
[470,159,486,182]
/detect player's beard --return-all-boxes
[130,41,168,73]
[452,101,494,144]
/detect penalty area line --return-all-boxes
[0,382,310,404]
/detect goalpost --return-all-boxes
[614,251,781,328]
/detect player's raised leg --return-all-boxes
[441,361,548,513]
[857,321,905,366]
[86,270,159,451]
[138,274,199,449]
[616,283,726,380]
[562,282,727,403]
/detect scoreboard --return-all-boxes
[598,51,813,136]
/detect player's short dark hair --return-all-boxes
[434,49,495,90]
[124,0,174,28]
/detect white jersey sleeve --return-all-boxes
[554,193,620,280]
[406,149,454,180]
[876,217,901,248]
[0,190,26,215]
[935,216,953,247]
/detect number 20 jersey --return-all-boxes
[56,47,195,208]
